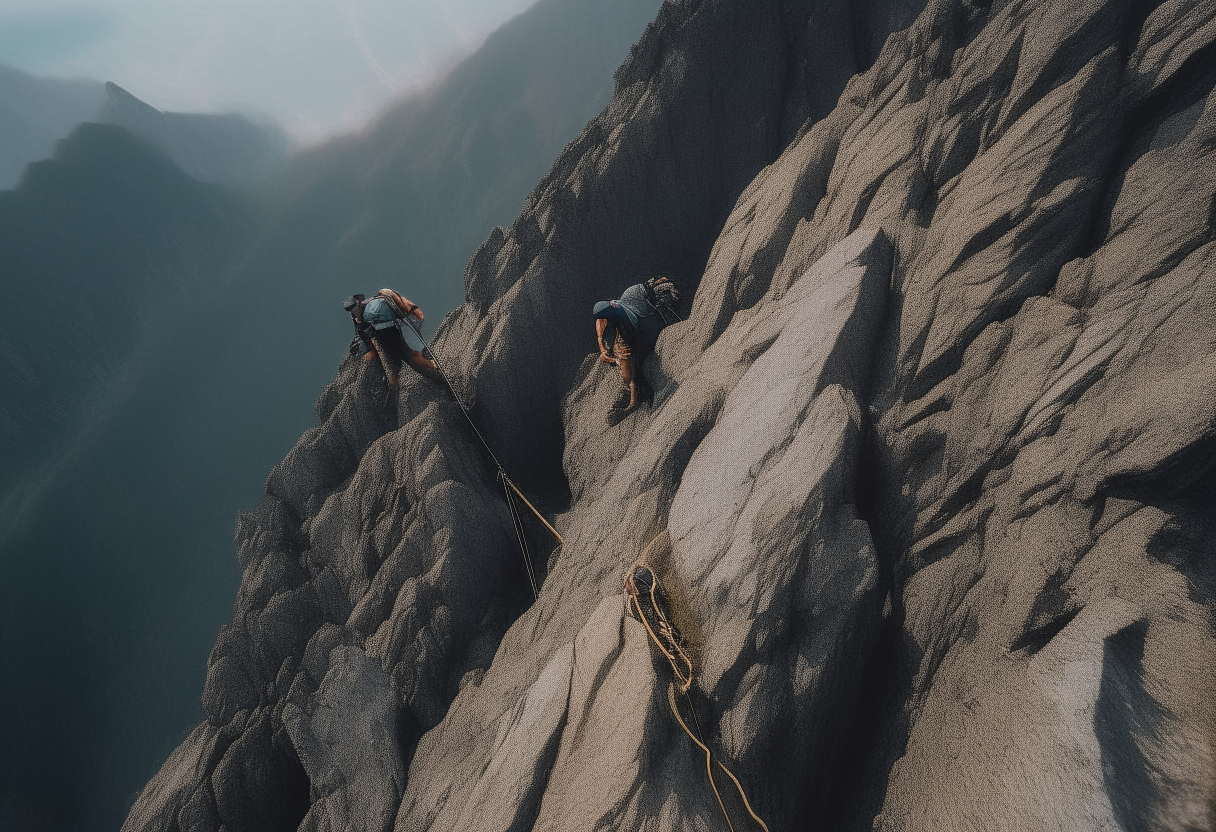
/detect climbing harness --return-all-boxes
[399,316,562,600]
[625,566,770,832]
[345,293,399,385]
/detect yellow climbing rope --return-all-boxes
[502,476,564,545]
[626,567,770,832]
[627,574,693,692]
[666,685,771,832]
[394,315,561,599]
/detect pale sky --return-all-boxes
[0,0,537,142]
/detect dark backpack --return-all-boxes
[343,294,376,355]
[642,276,682,322]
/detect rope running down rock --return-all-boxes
[628,574,769,832]
[400,316,562,599]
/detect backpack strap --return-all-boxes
[377,288,416,318]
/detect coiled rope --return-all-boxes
[625,568,769,832]
[626,570,694,692]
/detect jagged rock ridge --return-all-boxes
[96,82,288,184]
[126,0,1216,830]
[0,64,106,190]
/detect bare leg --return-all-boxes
[406,348,439,375]
[615,335,639,409]
[618,356,638,408]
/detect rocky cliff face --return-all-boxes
[125,0,1216,830]
[0,4,670,828]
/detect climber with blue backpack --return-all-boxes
[593,276,681,424]
[343,288,440,386]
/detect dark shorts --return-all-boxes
[607,313,661,368]
[370,326,418,363]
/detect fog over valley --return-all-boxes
[0,1,662,827]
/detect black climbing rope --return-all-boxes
[654,303,685,325]
[400,316,561,600]
[500,470,540,600]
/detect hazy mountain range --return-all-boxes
[0,64,105,189]
[0,0,661,828]
[0,65,288,190]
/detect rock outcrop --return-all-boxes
[126,0,1216,830]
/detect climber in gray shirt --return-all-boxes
[593,281,667,424]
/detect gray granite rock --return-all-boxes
[283,645,404,832]
[127,0,1216,830]
[122,724,227,832]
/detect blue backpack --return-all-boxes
[362,296,399,330]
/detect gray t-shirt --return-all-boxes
[615,283,654,327]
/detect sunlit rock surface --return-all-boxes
[125,0,1216,829]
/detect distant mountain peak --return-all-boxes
[97,81,288,185]
[101,81,162,118]
[0,63,105,189]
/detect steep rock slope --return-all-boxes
[127,0,1215,830]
